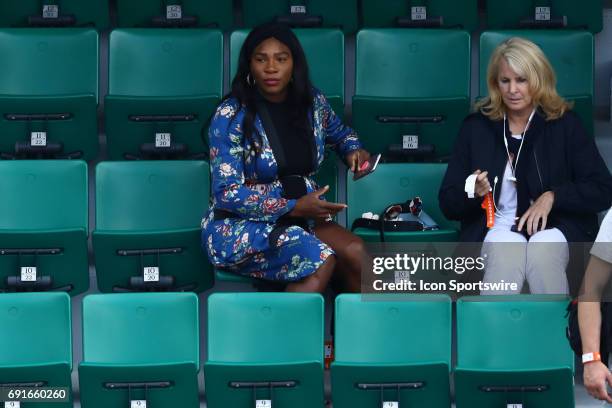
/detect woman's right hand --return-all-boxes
[473,169,491,198]
[290,185,347,220]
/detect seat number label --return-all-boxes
[535,7,550,21]
[290,5,307,14]
[394,270,410,285]
[155,133,172,148]
[5,402,20,408]
[166,5,182,19]
[411,7,427,20]
[131,401,146,408]
[383,402,399,408]
[403,135,419,149]
[21,267,37,282]
[143,267,160,282]
[507,405,523,408]
[31,132,47,147]
[42,5,59,19]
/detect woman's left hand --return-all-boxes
[517,191,555,235]
[345,149,371,173]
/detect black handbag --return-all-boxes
[350,197,439,242]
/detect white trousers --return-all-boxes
[481,227,569,295]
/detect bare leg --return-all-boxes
[285,255,336,293]
[313,222,371,293]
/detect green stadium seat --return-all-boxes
[92,161,213,293]
[332,294,452,408]
[455,295,575,408]
[0,160,88,295]
[0,0,109,29]
[229,28,343,211]
[206,293,325,408]
[0,29,99,160]
[79,293,200,408]
[242,0,358,34]
[486,0,602,33]
[214,268,258,284]
[0,293,72,408]
[105,29,223,160]
[361,0,478,31]
[353,29,470,160]
[346,163,458,242]
[116,0,233,29]
[480,30,594,136]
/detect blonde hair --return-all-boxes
[475,37,572,121]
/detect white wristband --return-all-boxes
[582,351,601,364]
[465,174,477,198]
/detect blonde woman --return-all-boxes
[439,37,612,294]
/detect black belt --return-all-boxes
[213,209,238,221]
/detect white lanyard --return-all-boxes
[503,109,536,182]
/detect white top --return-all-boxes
[495,161,518,228]
[494,134,523,229]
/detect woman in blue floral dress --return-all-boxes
[201,23,372,293]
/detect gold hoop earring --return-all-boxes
[247,73,255,86]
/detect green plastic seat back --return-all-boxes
[354,29,470,158]
[346,163,458,241]
[116,0,233,30]
[0,292,71,367]
[0,28,98,100]
[93,161,212,293]
[242,0,358,34]
[0,160,88,231]
[108,29,222,98]
[335,294,451,364]
[95,161,208,231]
[332,294,452,408]
[361,0,477,31]
[356,29,469,99]
[0,29,99,159]
[105,29,222,159]
[480,31,593,101]
[485,0,602,33]
[230,28,343,202]
[207,293,324,364]
[457,295,574,370]
[0,0,110,29]
[0,161,89,294]
[80,293,199,408]
[480,30,594,136]
[82,293,199,365]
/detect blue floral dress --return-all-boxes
[201,89,362,281]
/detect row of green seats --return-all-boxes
[0,292,574,407]
[0,28,223,161]
[0,28,593,164]
[0,160,212,296]
[0,159,458,290]
[0,0,602,33]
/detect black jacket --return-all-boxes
[439,110,612,242]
